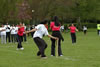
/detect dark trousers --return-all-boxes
[97,30,100,35]
[51,31,63,56]
[51,39,62,56]
[11,34,16,43]
[23,34,27,42]
[15,34,18,42]
[6,32,11,42]
[17,35,23,48]
[34,37,47,57]
[84,30,87,35]
[71,33,76,43]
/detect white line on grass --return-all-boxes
[0,49,23,54]
[0,46,15,48]
[58,56,79,61]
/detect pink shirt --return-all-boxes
[50,22,60,31]
[69,26,76,33]
[18,27,24,36]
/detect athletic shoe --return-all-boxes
[20,48,24,50]
[51,55,54,56]
[41,56,47,59]
[59,55,63,57]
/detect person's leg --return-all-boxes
[24,34,27,42]
[98,30,99,35]
[84,30,86,35]
[4,35,6,44]
[17,35,22,49]
[58,39,63,56]
[14,34,16,43]
[71,33,74,43]
[8,32,11,42]
[99,30,100,36]
[34,37,47,57]
[1,35,3,44]
[51,39,55,56]
[73,33,76,43]
[11,34,12,42]
[6,32,8,42]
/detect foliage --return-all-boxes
[0,0,100,25]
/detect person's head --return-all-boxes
[12,24,14,27]
[40,20,48,25]
[19,22,23,26]
[23,23,25,26]
[53,16,60,26]
[2,24,4,27]
[71,24,74,26]
[6,22,8,25]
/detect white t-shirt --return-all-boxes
[5,25,11,32]
[60,26,64,30]
[15,27,18,34]
[0,27,6,35]
[11,26,16,34]
[33,24,49,38]
[83,26,87,31]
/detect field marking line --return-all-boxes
[0,49,23,54]
[59,56,79,61]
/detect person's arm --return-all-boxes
[48,35,58,40]
[0,29,6,32]
[76,28,78,32]
[25,28,37,34]
[68,26,70,29]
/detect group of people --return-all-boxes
[25,16,80,58]
[0,16,91,59]
[0,23,27,45]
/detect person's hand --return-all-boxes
[25,31,29,34]
[54,37,59,40]
[62,38,64,42]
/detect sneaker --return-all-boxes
[20,48,24,50]
[41,56,47,59]
[59,55,63,57]
[51,55,54,56]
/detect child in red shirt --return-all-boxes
[17,23,25,50]
[69,24,78,44]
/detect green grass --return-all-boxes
[0,29,100,67]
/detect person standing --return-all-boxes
[17,23,25,50]
[50,16,64,56]
[11,24,16,43]
[26,20,58,58]
[97,23,100,36]
[5,23,11,43]
[15,25,18,42]
[0,25,6,44]
[60,25,64,32]
[83,25,87,35]
[68,24,78,44]
[23,23,27,42]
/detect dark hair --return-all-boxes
[53,16,60,26]
[40,20,48,24]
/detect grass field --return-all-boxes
[0,29,100,67]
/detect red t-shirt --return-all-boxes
[18,27,24,36]
[69,26,76,33]
[50,22,60,31]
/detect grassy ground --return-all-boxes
[0,29,100,67]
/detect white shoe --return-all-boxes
[51,55,54,56]
[41,57,47,59]
[60,55,63,57]
[20,48,24,50]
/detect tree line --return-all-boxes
[0,0,100,25]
